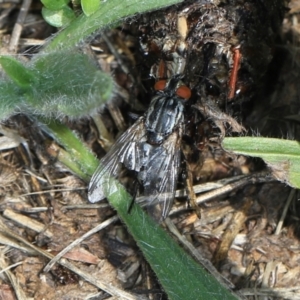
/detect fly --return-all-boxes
[88,74,191,221]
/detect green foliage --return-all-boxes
[0,56,37,88]
[30,51,113,118]
[223,137,300,189]
[107,183,238,300]
[41,0,70,10]
[0,51,114,119]
[0,0,184,120]
[0,80,23,118]
[41,118,99,181]
[41,0,100,28]
[81,0,100,16]
[42,6,76,27]
[43,0,184,52]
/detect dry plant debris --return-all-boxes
[0,1,299,300]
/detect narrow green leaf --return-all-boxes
[0,56,37,88]
[41,0,70,10]
[223,137,300,188]
[106,182,238,300]
[81,0,100,16]
[42,6,76,28]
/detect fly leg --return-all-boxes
[127,179,140,214]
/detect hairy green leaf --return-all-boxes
[0,56,37,88]
[28,50,114,118]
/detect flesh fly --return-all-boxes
[88,75,191,221]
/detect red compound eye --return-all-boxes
[176,85,191,100]
[154,80,167,91]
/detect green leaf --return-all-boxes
[42,6,76,27]
[0,51,113,119]
[81,0,100,16]
[27,50,114,118]
[0,81,23,119]
[223,137,300,188]
[41,0,70,10]
[0,56,37,88]
[107,184,238,300]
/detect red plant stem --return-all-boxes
[228,47,241,100]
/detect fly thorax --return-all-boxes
[145,95,184,145]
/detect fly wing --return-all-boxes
[138,131,181,221]
[88,118,146,203]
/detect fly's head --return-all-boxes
[145,75,191,145]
